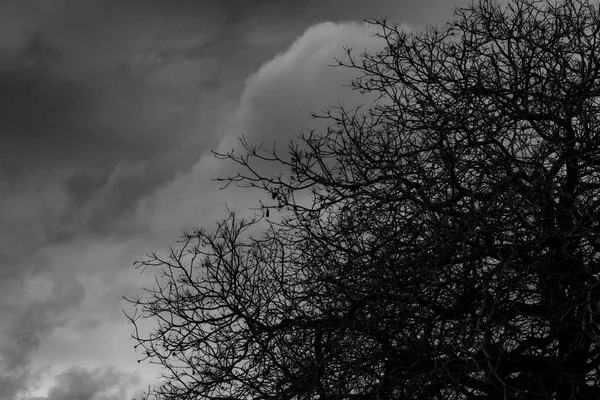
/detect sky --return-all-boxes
[0,1,473,399]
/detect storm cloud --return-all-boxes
[29,366,140,400]
[0,1,470,398]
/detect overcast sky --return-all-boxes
[0,1,472,399]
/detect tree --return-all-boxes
[125,0,600,399]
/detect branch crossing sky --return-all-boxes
[0,1,471,398]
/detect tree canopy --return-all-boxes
[126,0,600,399]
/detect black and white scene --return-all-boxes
[2,0,600,399]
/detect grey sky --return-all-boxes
[0,1,472,398]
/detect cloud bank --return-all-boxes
[5,18,406,400]
[29,366,140,400]
[136,21,387,236]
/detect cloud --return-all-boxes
[26,366,140,400]
[0,4,337,399]
[118,19,407,398]
[0,16,406,400]
[229,21,382,145]
[11,233,163,400]
[0,271,85,400]
[0,8,239,387]
[135,21,388,238]
[0,0,242,249]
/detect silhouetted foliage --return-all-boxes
[126,0,600,399]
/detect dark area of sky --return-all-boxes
[0,0,456,243]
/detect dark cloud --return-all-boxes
[0,1,233,242]
[0,1,474,399]
[0,0,464,243]
[30,366,140,400]
[16,31,63,67]
[0,308,46,400]
[0,3,262,395]
[0,66,89,169]
[0,273,85,399]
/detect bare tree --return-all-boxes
[126,0,600,399]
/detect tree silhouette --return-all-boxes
[125,0,600,399]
